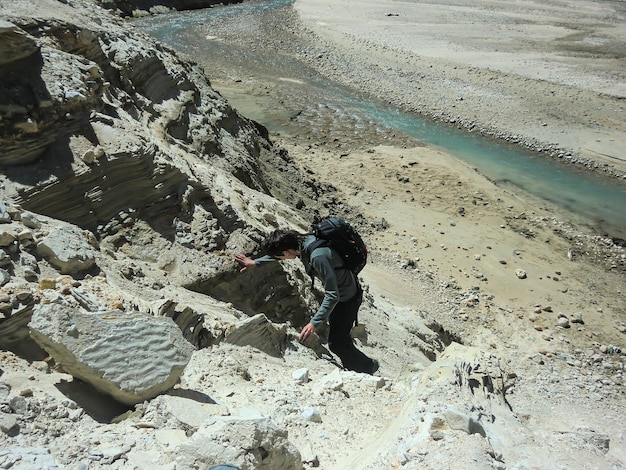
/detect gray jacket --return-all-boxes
[254,234,358,326]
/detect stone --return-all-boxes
[177,417,301,470]
[292,368,309,384]
[224,314,287,358]
[314,369,344,393]
[0,249,10,267]
[0,229,17,247]
[36,226,96,274]
[146,394,229,430]
[0,20,39,65]
[0,447,61,469]
[0,412,18,435]
[301,407,322,423]
[9,396,27,414]
[29,303,195,405]
[571,312,584,324]
[0,268,10,287]
[556,317,570,328]
[0,204,10,223]
[515,268,527,279]
[444,408,486,436]
[19,213,41,230]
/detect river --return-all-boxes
[133,0,626,240]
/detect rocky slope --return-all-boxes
[0,1,624,470]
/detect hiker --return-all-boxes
[235,227,379,375]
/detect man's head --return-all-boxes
[262,229,303,258]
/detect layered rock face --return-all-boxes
[0,1,328,465]
[0,0,325,333]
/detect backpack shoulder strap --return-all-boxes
[301,237,329,287]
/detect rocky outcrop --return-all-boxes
[0,0,326,346]
[29,303,196,405]
[1,0,277,232]
[0,18,108,166]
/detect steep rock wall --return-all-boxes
[0,0,330,340]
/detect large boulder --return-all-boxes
[29,303,195,405]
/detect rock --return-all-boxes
[0,447,61,469]
[29,303,195,405]
[0,412,18,435]
[556,316,570,328]
[515,268,527,279]
[301,406,322,423]
[0,21,39,65]
[176,417,302,470]
[292,367,309,384]
[0,228,17,247]
[19,212,41,230]
[0,249,10,267]
[9,396,27,414]
[0,382,10,400]
[361,375,386,390]
[143,393,229,431]
[224,314,287,358]
[571,312,584,324]
[314,369,344,393]
[0,268,10,287]
[444,408,486,436]
[36,226,96,274]
[0,204,10,223]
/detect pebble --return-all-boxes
[556,317,570,328]
[292,368,309,384]
[301,407,322,423]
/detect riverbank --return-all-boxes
[181,0,626,349]
[292,0,626,178]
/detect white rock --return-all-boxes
[292,367,309,383]
[301,406,322,423]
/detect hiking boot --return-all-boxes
[370,359,379,375]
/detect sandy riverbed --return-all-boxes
[293,0,626,174]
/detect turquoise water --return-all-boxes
[134,1,626,239]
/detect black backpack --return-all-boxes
[302,216,368,276]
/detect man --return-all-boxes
[235,228,379,374]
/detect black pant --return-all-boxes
[327,287,375,373]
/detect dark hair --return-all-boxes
[262,229,304,257]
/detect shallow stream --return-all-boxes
[134,0,626,239]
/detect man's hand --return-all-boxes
[235,253,256,272]
[299,322,316,343]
